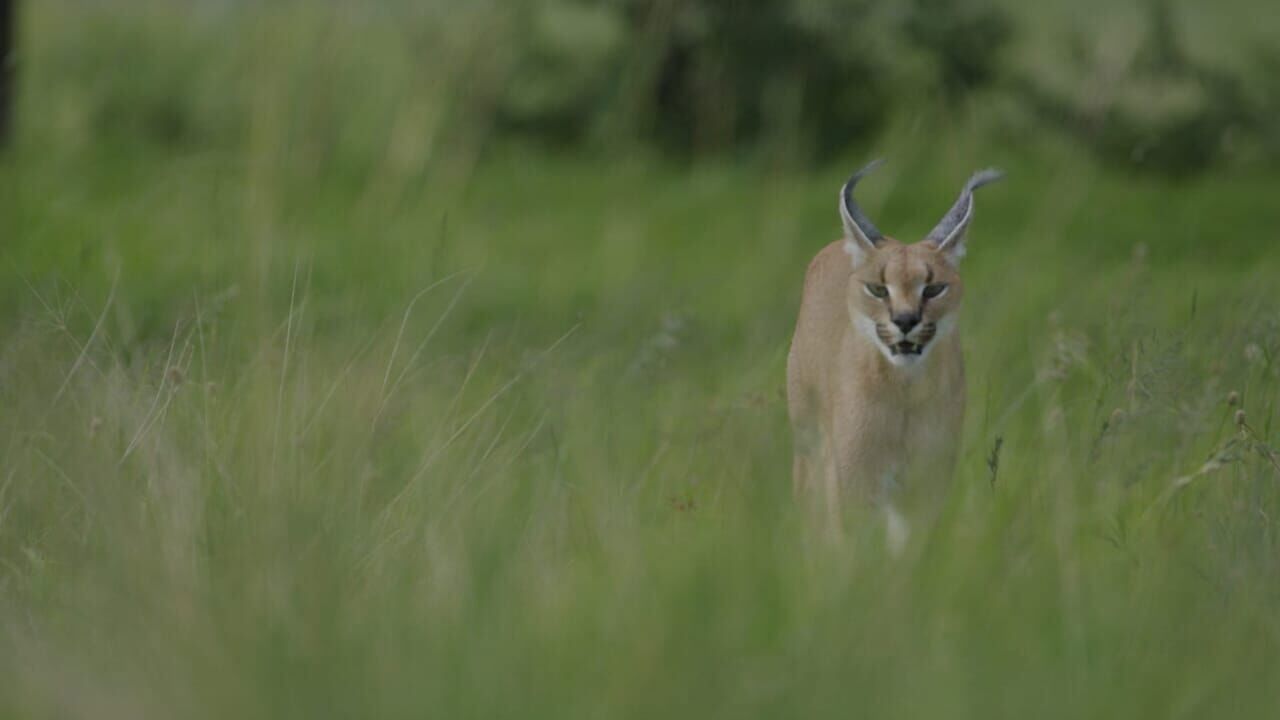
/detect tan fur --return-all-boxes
[787,238,966,533]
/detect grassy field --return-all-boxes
[4,2,1280,718]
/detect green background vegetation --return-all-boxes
[2,1,1280,717]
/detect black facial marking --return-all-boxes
[877,320,938,358]
[916,322,937,344]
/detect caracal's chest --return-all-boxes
[834,336,965,493]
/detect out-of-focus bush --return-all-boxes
[902,0,1012,104]
[24,0,1280,175]
[492,0,1280,172]
[1012,0,1276,174]
[493,0,1010,159]
[20,0,1015,164]
[613,0,891,156]
[497,2,627,143]
[43,10,240,150]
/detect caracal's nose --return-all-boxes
[891,312,921,335]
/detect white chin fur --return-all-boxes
[855,317,894,363]
[856,315,958,369]
[858,319,919,367]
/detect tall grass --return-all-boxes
[3,2,1280,718]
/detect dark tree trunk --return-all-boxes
[0,0,13,147]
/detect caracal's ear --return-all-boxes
[924,168,1004,265]
[839,159,887,266]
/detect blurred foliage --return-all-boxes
[491,0,1280,172]
[902,0,1012,104]
[496,2,626,142]
[494,0,1012,158]
[9,0,1280,174]
[479,0,1280,171]
[1012,0,1278,174]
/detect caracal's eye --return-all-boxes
[923,283,948,299]
[865,283,889,299]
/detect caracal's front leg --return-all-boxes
[821,428,843,540]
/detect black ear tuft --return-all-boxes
[925,168,1004,256]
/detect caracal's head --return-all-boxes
[838,160,1002,368]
